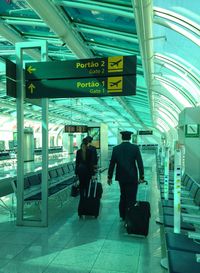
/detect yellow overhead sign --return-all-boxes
[107,76,123,93]
[108,56,124,73]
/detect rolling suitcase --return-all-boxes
[78,177,102,218]
[125,201,151,236]
[125,181,151,236]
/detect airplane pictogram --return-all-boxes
[110,79,122,87]
[110,59,122,67]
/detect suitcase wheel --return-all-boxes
[126,226,132,234]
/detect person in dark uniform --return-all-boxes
[75,138,94,200]
[85,135,98,174]
[107,131,145,220]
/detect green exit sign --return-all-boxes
[185,124,200,137]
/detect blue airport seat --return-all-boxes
[49,169,58,179]
[163,215,195,231]
[162,199,174,207]
[163,206,187,216]
[166,232,200,253]
[57,167,64,176]
[25,192,41,201]
[168,249,200,273]
[30,174,43,185]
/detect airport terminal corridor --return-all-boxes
[0,1,199,272]
[0,152,165,273]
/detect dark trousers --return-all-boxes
[118,181,138,219]
[78,166,91,199]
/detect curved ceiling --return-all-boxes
[0,0,199,139]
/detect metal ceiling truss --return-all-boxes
[76,23,138,44]
[26,0,93,58]
[133,0,154,125]
[115,97,149,130]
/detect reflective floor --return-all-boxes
[0,152,166,273]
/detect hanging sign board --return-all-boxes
[64,125,88,133]
[138,130,153,135]
[25,55,137,98]
[25,75,136,98]
[25,55,137,80]
[7,55,137,99]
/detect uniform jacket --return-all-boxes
[108,142,144,183]
[75,148,95,176]
[88,145,98,166]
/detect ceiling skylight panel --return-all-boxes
[87,44,136,56]
[153,93,181,113]
[166,75,196,105]
[55,0,134,18]
[167,73,199,102]
[77,24,138,44]
[155,76,193,108]
[156,117,170,131]
[154,53,200,88]
[154,17,200,46]
[156,124,165,133]
[154,7,200,36]
[156,103,178,122]
[157,109,176,127]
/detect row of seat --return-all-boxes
[11,161,77,203]
[156,156,200,273]
[34,146,63,155]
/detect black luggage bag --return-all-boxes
[125,201,151,236]
[78,177,103,218]
[71,184,80,197]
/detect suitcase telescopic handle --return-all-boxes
[87,177,98,198]
[138,180,148,201]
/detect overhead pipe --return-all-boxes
[77,25,139,44]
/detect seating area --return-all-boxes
[11,161,78,205]
[156,155,200,273]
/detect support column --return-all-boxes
[16,41,48,227]
[164,147,169,200]
[68,133,74,154]
[174,148,181,233]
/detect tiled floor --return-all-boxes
[0,152,166,273]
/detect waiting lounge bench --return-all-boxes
[157,165,200,272]
[11,161,78,204]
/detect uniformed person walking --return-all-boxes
[85,136,98,174]
[107,131,145,220]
